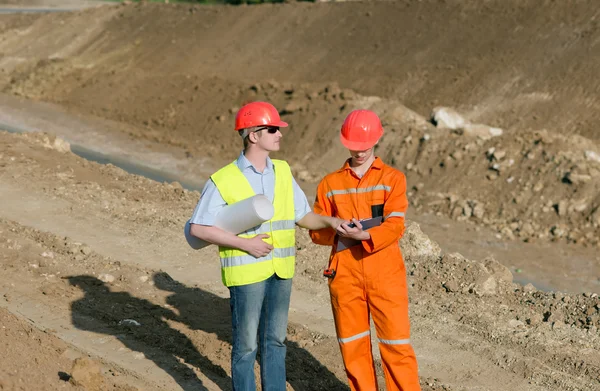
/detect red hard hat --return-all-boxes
[234,101,288,131]
[340,109,384,150]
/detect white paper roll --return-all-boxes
[184,194,275,250]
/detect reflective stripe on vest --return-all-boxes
[211,159,296,287]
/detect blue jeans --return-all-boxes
[229,274,292,391]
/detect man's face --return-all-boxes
[251,126,282,152]
[348,147,374,164]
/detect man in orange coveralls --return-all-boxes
[309,109,421,391]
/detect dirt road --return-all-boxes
[1,130,600,390]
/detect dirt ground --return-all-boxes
[0,1,600,390]
[2,130,600,391]
[0,1,599,248]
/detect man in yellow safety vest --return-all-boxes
[189,101,345,391]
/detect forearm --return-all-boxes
[362,218,404,253]
[190,224,248,251]
[297,212,335,230]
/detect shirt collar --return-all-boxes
[236,151,273,173]
[338,156,384,173]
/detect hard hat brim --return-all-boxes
[234,120,288,131]
[340,133,377,151]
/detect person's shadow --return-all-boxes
[152,271,350,391]
[67,275,231,391]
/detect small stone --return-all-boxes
[443,281,459,293]
[563,172,592,185]
[474,275,497,296]
[430,107,466,129]
[584,150,600,163]
[544,311,564,325]
[493,150,506,160]
[98,273,115,283]
[451,151,463,160]
[451,205,463,219]
[139,276,149,283]
[500,226,515,240]
[51,137,71,153]
[527,313,543,326]
[557,200,569,217]
[70,357,104,390]
[170,181,184,192]
[81,246,92,256]
[519,223,534,237]
[119,319,141,327]
[462,204,473,217]
[508,319,525,328]
[550,225,566,238]
[484,258,513,283]
[523,283,537,293]
[472,204,485,219]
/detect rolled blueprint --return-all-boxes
[184,194,275,250]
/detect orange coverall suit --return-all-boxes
[309,157,420,391]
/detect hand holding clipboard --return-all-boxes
[336,216,383,251]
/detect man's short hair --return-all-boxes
[239,126,262,149]
[238,126,261,139]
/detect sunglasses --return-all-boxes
[255,126,280,134]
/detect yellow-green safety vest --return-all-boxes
[211,159,296,287]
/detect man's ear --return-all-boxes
[248,130,259,144]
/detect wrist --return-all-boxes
[327,216,338,229]
[236,236,250,252]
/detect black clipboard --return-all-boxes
[336,216,383,251]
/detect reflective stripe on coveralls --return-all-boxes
[309,157,421,391]
[337,330,411,346]
[211,159,296,287]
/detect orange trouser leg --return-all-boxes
[367,261,421,391]
[329,266,377,391]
